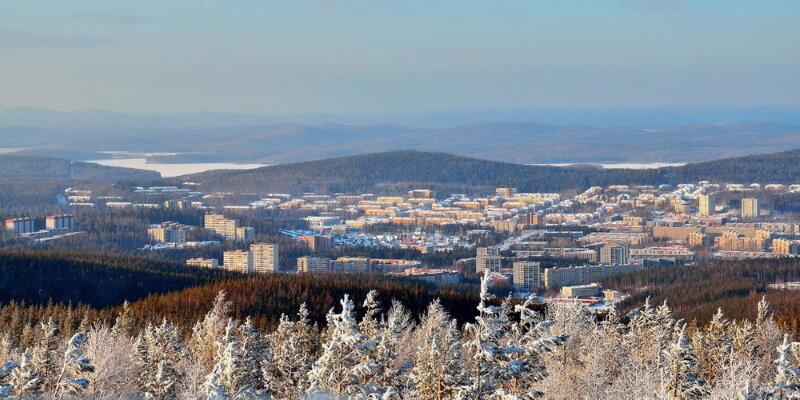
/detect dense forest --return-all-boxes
[602,258,800,335]
[0,155,159,181]
[171,149,800,195]
[0,273,798,399]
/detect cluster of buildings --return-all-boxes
[204,213,255,243]
[187,243,280,274]
[4,214,86,244]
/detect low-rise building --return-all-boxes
[561,283,601,297]
[186,258,219,268]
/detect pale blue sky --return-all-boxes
[1,0,798,116]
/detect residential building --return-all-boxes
[741,198,759,219]
[251,243,279,273]
[512,261,542,291]
[600,243,630,265]
[630,247,695,263]
[186,258,219,268]
[235,227,255,243]
[298,235,334,252]
[306,216,342,228]
[401,268,460,285]
[714,231,767,252]
[45,215,73,231]
[495,187,517,197]
[147,226,186,244]
[330,257,370,273]
[544,264,643,288]
[5,218,34,235]
[773,239,800,255]
[223,250,252,273]
[561,283,602,297]
[205,213,239,240]
[698,193,716,216]
[476,246,502,274]
[297,256,330,273]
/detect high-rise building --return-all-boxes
[298,235,334,252]
[476,247,502,274]
[512,261,541,291]
[223,250,252,273]
[742,198,759,219]
[297,256,330,273]
[45,214,73,231]
[600,243,629,265]
[698,194,716,216]
[205,213,239,240]
[5,218,34,235]
[235,227,255,243]
[524,213,543,226]
[250,243,279,273]
[147,226,186,244]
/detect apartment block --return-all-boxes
[251,243,279,273]
[561,283,602,297]
[544,264,643,288]
[205,213,239,240]
[223,250,252,273]
[147,226,186,244]
[698,194,716,216]
[45,214,73,231]
[741,198,759,219]
[235,227,255,243]
[600,243,630,265]
[512,261,542,291]
[297,256,330,273]
[476,247,502,274]
[298,235,334,253]
[330,257,370,273]
[186,258,219,268]
[5,218,34,235]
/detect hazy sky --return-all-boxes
[1,0,799,116]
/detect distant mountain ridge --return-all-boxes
[176,149,800,195]
[0,154,160,181]
[1,107,798,164]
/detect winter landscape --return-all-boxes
[2,1,800,399]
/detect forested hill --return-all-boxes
[176,149,800,194]
[0,155,160,181]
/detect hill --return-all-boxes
[0,250,232,309]
[0,155,160,181]
[176,149,800,195]
[2,107,799,164]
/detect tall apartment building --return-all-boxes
[476,247,502,274]
[741,198,759,219]
[205,213,239,240]
[147,226,186,244]
[5,218,34,235]
[772,239,800,255]
[600,243,630,265]
[186,258,219,268]
[698,194,716,216]
[512,261,541,291]
[235,227,255,243]
[223,250,252,273]
[297,256,330,273]
[330,257,370,274]
[45,214,73,231]
[251,243,279,273]
[298,235,334,253]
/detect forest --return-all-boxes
[602,257,800,335]
[0,273,798,399]
[171,149,800,195]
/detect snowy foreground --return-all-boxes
[0,272,798,399]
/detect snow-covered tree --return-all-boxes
[767,334,800,400]
[409,301,462,400]
[52,332,95,397]
[660,324,707,400]
[135,319,184,400]
[307,294,369,398]
[263,314,306,399]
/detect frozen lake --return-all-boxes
[88,158,268,177]
[529,162,686,169]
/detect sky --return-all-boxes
[1,0,799,118]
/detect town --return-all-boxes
[6,180,800,307]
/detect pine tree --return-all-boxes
[660,324,707,400]
[202,318,254,399]
[135,319,184,400]
[307,295,368,398]
[768,334,800,400]
[263,314,306,399]
[409,300,462,400]
[52,332,95,397]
